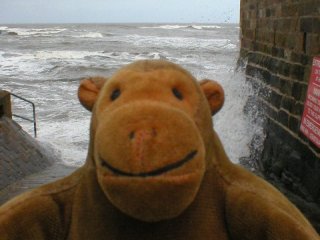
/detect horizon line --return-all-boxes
[0,21,240,25]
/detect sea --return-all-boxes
[0,23,262,166]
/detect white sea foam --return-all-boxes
[140,25,188,30]
[75,32,104,38]
[0,52,48,77]
[34,50,105,60]
[213,72,258,163]
[0,26,9,31]
[191,25,222,30]
[0,50,163,79]
[126,35,236,51]
[100,51,167,64]
[140,24,222,30]
[38,117,91,166]
[1,24,257,166]
[0,27,66,36]
[0,50,105,75]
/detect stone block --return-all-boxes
[240,38,254,50]
[270,74,281,89]
[281,96,295,112]
[274,32,300,51]
[266,8,274,17]
[278,62,292,77]
[0,91,12,119]
[292,101,305,116]
[293,32,306,52]
[278,109,290,127]
[302,163,320,201]
[303,66,312,83]
[289,115,301,133]
[243,29,254,39]
[275,32,287,48]
[249,3,256,10]
[282,3,299,17]
[241,19,251,30]
[245,64,257,78]
[262,69,272,84]
[269,58,282,73]
[292,82,308,101]
[261,30,275,44]
[274,18,294,32]
[313,17,320,33]
[290,51,312,68]
[263,101,278,120]
[304,17,320,34]
[306,33,320,55]
[270,90,283,109]
[290,64,305,81]
[272,47,285,58]
[300,18,311,33]
[307,142,320,157]
[300,1,317,15]
[279,79,293,95]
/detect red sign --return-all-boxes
[300,57,320,148]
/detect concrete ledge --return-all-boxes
[0,117,57,189]
[0,163,76,205]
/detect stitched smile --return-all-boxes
[100,150,198,177]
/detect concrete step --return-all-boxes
[0,163,76,205]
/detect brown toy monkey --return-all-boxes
[0,60,319,239]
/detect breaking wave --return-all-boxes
[0,26,66,36]
[75,32,104,38]
[140,24,222,30]
[0,23,253,166]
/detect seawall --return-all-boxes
[0,91,55,189]
[240,0,320,231]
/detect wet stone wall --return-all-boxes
[240,0,320,231]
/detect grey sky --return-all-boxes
[0,0,240,24]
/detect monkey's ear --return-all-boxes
[199,79,225,115]
[78,76,108,111]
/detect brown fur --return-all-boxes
[0,60,319,239]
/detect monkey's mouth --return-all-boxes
[100,150,198,177]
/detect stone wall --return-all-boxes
[0,90,55,189]
[240,0,320,230]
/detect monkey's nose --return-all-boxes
[129,128,157,141]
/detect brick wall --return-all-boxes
[240,0,320,230]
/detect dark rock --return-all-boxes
[7,32,18,36]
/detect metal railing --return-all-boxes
[10,93,37,138]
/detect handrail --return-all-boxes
[10,93,37,138]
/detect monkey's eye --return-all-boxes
[110,89,121,101]
[172,88,183,100]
